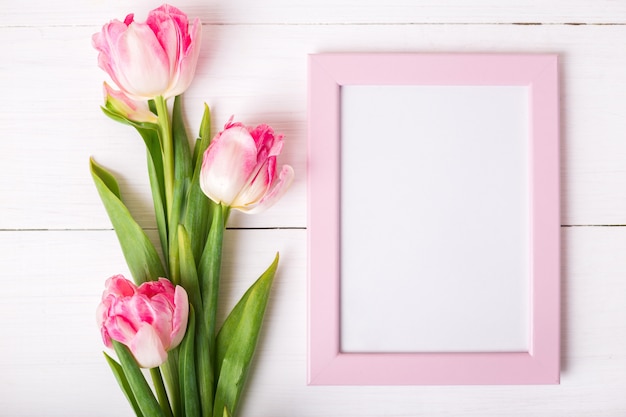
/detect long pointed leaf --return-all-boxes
[104,352,145,417]
[213,254,279,417]
[90,158,165,284]
[198,204,227,369]
[168,95,193,283]
[136,127,168,266]
[98,107,168,264]
[173,95,193,183]
[177,225,203,319]
[184,104,213,263]
[100,106,157,131]
[178,225,213,417]
[197,104,212,160]
[167,178,188,286]
[179,306,201,417]
[145,148,169,267]
[112,341,165,417]
[90,156,121,198]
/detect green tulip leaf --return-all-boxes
[97,108,168,262]
[213,253,279,417]
[184,103,213,263]
[100,105,158,131]
[199,104,212,143]
[103,352,145,417]
[90,158,165,284]
[173,95,193,184]
[179,306,201,417]
[136,127,168,264]
[167,178,188,285]
[112,340,165,417]
[193,103,212,168]
[177,225,203,320]
[198,204,227,368]
[167,95,194,282]
[178,225,214,417]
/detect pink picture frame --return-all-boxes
[307,53,560,385]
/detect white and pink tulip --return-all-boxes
[92,4,201,100]
[199,118,294,214]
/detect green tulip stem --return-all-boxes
[150,367,174,417]
[154,95,174,227]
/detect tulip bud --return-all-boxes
[92,4,201,100]
[199,118,294,214]
[103,82,158,123]
[97,275,189,368]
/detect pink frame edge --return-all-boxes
[307,53,560,385]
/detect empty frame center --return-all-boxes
[340,85,530,353]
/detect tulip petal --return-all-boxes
[126,294,157,327]
[242,165,294,214]
[144,294,175,345]
[231,157,274,210]
[146,7,180,79]
[92,20,128,85]
[200,126,258,205]
[248,124,283,159]
[107,315,138,346]
[138,277,175,300]
[104,274,137,297]
[170,286,190,349]
[113,23,171,100]
[168,18,202,98]
[129,323,168,368]
[146,4,201,99]
[96,301,108,328]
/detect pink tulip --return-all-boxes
[97,275,189,368]
[199,118,294,213]
[103,82,158,123]
[92,4,201,100]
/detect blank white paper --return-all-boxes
[340,85,530,353]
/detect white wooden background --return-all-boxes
[1,0,625,415]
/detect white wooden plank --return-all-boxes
[2,0,626,26]
[0,25,305,230]
[0,227,625,416]
[1,24,626,229]
[0,228,304,416]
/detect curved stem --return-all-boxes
[154,95,180,284]
[154,96,174,221]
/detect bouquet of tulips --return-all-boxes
[90,5,293,417]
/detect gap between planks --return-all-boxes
[3,22,626,29]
